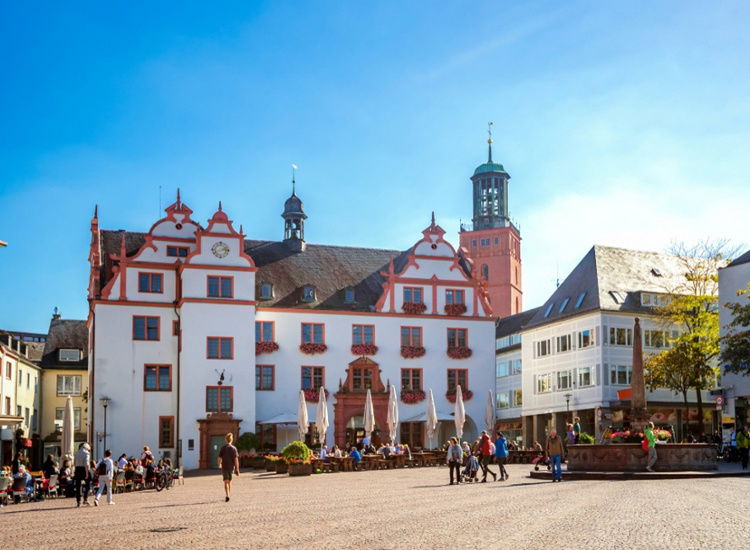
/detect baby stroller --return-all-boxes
[532,453,551,471]
[461,455,480,482]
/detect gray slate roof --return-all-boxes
[41,319,88,370]
[525,245,690,329]
[727,249,750,268]
[97,231,472,311]
[496,307,541,338]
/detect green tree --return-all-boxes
[644,241,734,435]
[721,283,750,375]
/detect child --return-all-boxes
[462,453,480,482]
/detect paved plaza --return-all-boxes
[1,464,747,549]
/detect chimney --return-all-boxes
[52,306,61,321]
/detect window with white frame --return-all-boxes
[578,329,595,348]
[536,339,552,357]
[536,373,552,393]
[609,365,632,386]
[55,407,82,430]
[644,330,668,348]
[56,375,82,396]
[556,334,572,353]
[58,348,81,362]
[557,370,573,390]
[496,360,509,377]
[578,366,594,387]
[641,292,670,307]
[496,392,510,409]
[511,359,522,375]
[608,327,632,346]
[512,389,523,407]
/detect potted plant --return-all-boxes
[447,346,472,359]
[401,345,426,359]
[256,341,280,355]
[282,441,313,476]
[402,302,427,314]
[303,388,329,402]
[444,303,467,316]
[351,343,378,355]
[300,343,328,354]
[446,388,473,402]
[401,390,426,404]
[264,455,281,472]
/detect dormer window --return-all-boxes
[302,285,316,303]
[344,288,355,304]
[259,283,274,300]
[59,349,81,362]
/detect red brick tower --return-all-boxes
[459,125,522,318]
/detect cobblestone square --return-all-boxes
[1,464,747,549]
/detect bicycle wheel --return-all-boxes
[155,473,166,492]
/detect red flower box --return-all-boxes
[401,390,426,404]
[256,341,279,355]
[447,346,472,359]
[351,343,378,355]
[444,303,467,316]
[446,389,473,403]
[300,343,328,355]
[402,302,427,314]
[401,345,426,359]
[303,388,329,402]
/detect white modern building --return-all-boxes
[495,245,714,446]
[719,249,750,428]
[87,191,497,469]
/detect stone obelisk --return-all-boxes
[630,317,648,427]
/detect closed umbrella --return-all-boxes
[61,395,75,459]
[425,389,438,449]
[484,390,496,434]
[297,389,309,442]
[364,389,375,441]
[454,385,466,441]
[387,384,399,443]
[315,386,329,447]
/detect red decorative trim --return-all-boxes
[303,388,329,402]
[351,343,378,355]
[447,346,472,359]
[444,303,467,316]
[402,302,427,314]
[401,390,426,404]
[255,341,279,355]
[300,343,328,355]
[400,345,426,359]
[446,389,473,403]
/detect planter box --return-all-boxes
[275,461,289,474]
[265,459,278,472]
[288,463,313,477]
[249,456,266,470]
[567,443,717,472]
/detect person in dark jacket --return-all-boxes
[479,431,497,482]
[494,432,510,481]
[43,454,59,479]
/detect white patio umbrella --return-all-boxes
[364,388,375,441]
[297,389,309,442]
[387,384,399,443]
[425,389,438,449]
[484,390,496,434]
[61,395,75,459]
[315,386,329,447]
[454,385,466,441]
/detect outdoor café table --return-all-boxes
[390,454,406,468]
[331,456,353,472]
[362,454,381,470]
[412,452,428,467]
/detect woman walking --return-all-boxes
[446,438,463,485]
[494,431,509,481]
[545,430,564,482]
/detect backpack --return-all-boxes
[96,460,108,476]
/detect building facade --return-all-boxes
[495,246,714,446]
[719,249,750,428]
[459,135,522,318]
[88,191,496,469]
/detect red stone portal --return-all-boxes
[333,357,391,447]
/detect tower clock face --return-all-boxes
[211,241,230,258]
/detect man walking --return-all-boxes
[479,430,497,482]
[217,432,239,502]
[545,430,564,482]
[736,425,750,470]
[645,422,658,472]
[494,431,509,481]
[445,437,462,485]
[94,449,115,506]
[74,442,91,507]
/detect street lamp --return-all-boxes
[100,397,111,452]
[564,393,572,421]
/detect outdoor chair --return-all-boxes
[114,470,126,493]
[174,467,184,485]
[0,477,10,505]
[47,474,59,498]
[11,477,30,503]
[133,475,145,491]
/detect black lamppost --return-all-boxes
[564,393,572,422]
[100,397,110,452]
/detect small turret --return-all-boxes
[282,165,307,252]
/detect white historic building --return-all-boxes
[719,249,750,428]
[87,192,496,469]
[495,246,714,446]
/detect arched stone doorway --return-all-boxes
[333,357,390,447]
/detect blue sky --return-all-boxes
[2,1,749,332]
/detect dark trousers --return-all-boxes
[741,448,749,469]
[74,467,89,504]
[480,455,496,480]
[496,456,508,478]
[448,460,461,483]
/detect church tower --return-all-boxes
[459,123,522,317]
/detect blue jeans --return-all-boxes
[550,454,562,480]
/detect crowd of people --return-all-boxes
[1,443,175,507]
[314,437,413,466]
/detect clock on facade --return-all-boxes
[211,241,230,258]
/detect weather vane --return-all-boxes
[291,163,298,194]
[487,121,494,144]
